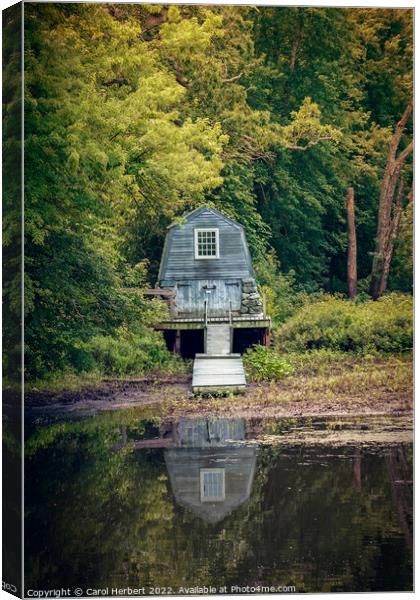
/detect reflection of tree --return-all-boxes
[25,410,170,589]
[25,413,413,593]
[353,446,362,492]
[242,445,413,592]
[385,445,413,549]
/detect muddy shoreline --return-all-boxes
[20,375,189,419]
[20,369,413,422]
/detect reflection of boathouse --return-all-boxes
[123,418,258,523]
[164,418,257,524]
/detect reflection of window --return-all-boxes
[200,468,225,501]
[194,229,219,259]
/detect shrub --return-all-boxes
[277,293,413,355]
[86,328,184,377]
[243,345,294,382]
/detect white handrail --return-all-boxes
[229,301,233,352]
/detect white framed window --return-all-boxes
[200,468,225,502]
[194,228,219,259]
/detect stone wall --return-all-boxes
[240,278,263,315]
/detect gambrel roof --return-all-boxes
[158,204,255,283]
[167,206,244,230]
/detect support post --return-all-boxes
[175,329,181,354]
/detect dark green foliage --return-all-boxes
[3,4,23,381]
[86,329,184,377]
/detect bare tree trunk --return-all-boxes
[370,101,413,299]
[346,187,357,300]
[289,10,304,71]
[378,177,406,296]
[290,30,302,71]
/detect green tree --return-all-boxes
[24,4,226,376]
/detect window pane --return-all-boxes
[196,230,218,257]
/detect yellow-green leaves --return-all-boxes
[280,97,342,151]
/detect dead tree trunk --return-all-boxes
[378,177,406,296]
[370,101,413,299]
[346,187,357,300]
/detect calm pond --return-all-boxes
[22,413,412,594]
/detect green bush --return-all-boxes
[86,328,184,377]
[243,345,294,382]
[277,293,413,355]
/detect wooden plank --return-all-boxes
[192,355,246,391]
[193,357,243,366]
[156,317,271,331]
[144,288,175,298]
[133,438,174,449]
[194,373,246,380]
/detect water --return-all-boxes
[21,413,412,594]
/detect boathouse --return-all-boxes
[152,206,271,392]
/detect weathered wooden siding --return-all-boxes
[158,208,254,282]
[176,279,242,317]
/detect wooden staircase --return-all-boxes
[192,324,246,394]
[206,323,231,354]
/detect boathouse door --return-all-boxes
[176,279,241,317]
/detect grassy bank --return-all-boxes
[23,352,412,422]
[22,294,413,421]
[165,352,412,418]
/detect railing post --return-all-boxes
[229,301,233,353]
